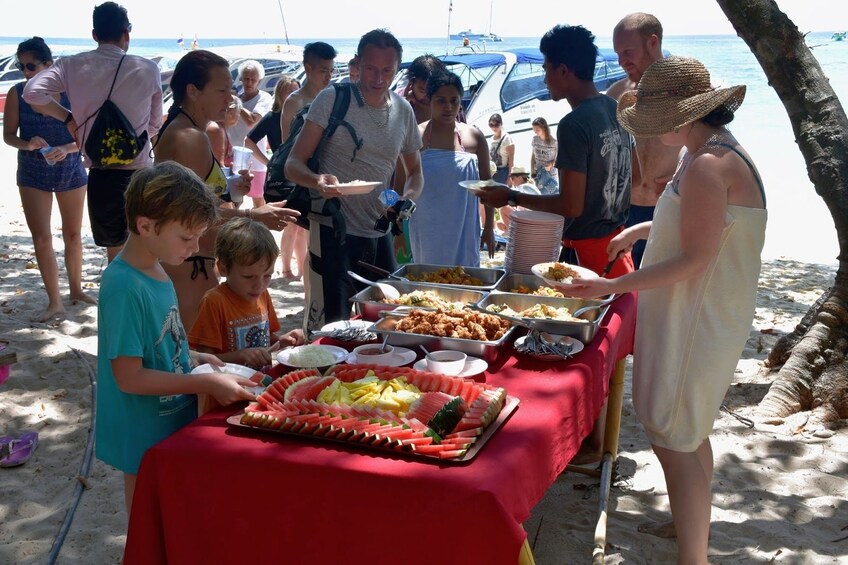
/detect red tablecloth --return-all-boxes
[125,293,636,565]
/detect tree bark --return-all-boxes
[715,0,848,424]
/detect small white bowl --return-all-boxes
[425,350,468,375]
[352,343,395,365]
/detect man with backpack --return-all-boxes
[285,29,423,333]
[24,2,162,263]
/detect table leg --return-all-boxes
[591,358,626,564]
[518,536,536,565]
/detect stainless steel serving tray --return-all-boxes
[475,293,609,344]
[493,273,567,294]
[391,264,506,291]
[367,313,516,362]
[350,281,489,321]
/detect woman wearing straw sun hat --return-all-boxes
[566,55,767,563]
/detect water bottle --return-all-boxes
[39,146,57,166]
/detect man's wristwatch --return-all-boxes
[63,112,73,125]
[507,189,520,207]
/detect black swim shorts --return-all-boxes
[87,168,137,248]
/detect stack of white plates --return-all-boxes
[504,210,564,274]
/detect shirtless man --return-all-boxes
[280,41,337,141]
[606,13,683,268]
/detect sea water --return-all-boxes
[3,33,844,263]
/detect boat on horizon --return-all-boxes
[450,29,503,43]
[393,47,626,163]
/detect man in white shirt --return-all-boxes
[23,1,162,262]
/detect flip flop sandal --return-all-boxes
[0,431,39,468]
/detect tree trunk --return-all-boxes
[715,0,848,424]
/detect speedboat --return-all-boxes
[394,48,626,161]
[450,29,503,43]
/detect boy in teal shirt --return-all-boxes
[96,162,256,515]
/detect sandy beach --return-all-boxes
[0,132,846,564]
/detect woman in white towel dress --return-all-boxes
[565,56,767,565]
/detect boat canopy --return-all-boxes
[399,52,506,71]
[508,47,619,65]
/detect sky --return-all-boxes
[0,0,839,40]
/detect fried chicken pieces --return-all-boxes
[394,308,510,341]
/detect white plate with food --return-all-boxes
[191,363,265,394]
[412,356,488,378]
[345,345,417,367]
[276,344,350,368]
[329,181,382,195]
[458,179,509,195]
[513,334,584,361]
[531,262,598,289]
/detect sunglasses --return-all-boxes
[15,61,41,72]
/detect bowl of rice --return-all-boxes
[276,344,349,368]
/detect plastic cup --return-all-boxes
[225,171,245,204]
[232,146,253,173]
[39,146,58,166]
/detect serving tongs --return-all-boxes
[464,303,539,330]
[570,294,622,318]
[356,261,410,281]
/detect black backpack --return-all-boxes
[264,83,363,237]
[82,55,149,168]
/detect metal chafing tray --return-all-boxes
[390,264,505,291]
[493,273,567,294]
[367,313,516,362]
[474,293,609,344]
[350,281,489,321]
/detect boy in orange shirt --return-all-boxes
[189,217,304,368]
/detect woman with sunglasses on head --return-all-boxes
[3,37,94,321]
[153,50,299,331]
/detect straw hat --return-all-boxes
[509,166,530,176]
[617,56,746,137]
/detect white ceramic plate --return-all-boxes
[412,356,488,378]
[458,179,509,195]
[276,345,349,367]
[531,262,598,289]
[320,320,372,332]
[191,363,264,394]
[513,334,584,361]
[329,181,381,195]
[345,345,417,367]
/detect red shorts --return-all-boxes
[562,226,635,278]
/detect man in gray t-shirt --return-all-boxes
[286,29,424,332]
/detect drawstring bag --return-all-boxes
[82,55,148,168]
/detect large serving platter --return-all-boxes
[227,364,519,464]
[475,292,610,343]
[391,264,506,291]
[350,280,489,320]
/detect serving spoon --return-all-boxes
[571,294,622,319]
[347,270,401,300]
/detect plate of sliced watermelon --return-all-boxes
[228,364,519,463]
